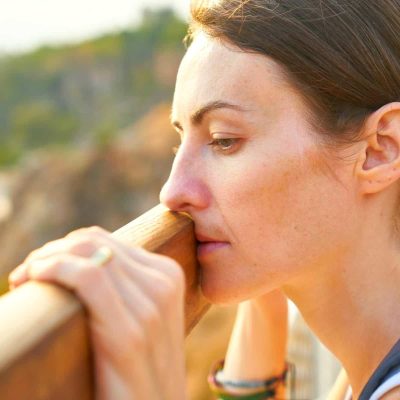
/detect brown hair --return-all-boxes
[187,0,400,149]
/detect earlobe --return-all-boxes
[356,103,400,195]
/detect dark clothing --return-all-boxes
[359,338,400,399]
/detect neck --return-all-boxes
[283,231,400,398]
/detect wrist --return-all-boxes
[208,359,291,399]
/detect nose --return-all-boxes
[159,148,210,213]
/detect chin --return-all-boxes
[199,265,280,305]
[199,270,250,305]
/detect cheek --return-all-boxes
[214,151,307,231]
[234,161,305,247]
[212,147,346,269]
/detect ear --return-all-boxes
[355,102,400,195]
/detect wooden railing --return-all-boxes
[0,204,211,399]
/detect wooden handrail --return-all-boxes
[0,204,210,400]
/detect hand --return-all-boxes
[8,226,187,400]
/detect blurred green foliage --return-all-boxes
[0,8,187,166]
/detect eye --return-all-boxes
[172,138,241,155]
[208,138,239,153]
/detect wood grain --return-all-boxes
[0,204,210,400]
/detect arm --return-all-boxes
[326,368,349,400]
[221,289,288,398]
[222,291,353,400]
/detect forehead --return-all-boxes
[172,33,294,120]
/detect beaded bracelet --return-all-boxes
[207,359,296,400]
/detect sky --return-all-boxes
[0,0,190,54]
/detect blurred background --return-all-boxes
[0,2,340,398]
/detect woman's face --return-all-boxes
[160,33,358,304]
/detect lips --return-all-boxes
[195,232,230,258]
[195,232,224,243]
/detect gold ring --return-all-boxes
[90,246,113,267]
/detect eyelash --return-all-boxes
[208,138,238,152]
[172,138,239,155]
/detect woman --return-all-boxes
[8,0,400,399]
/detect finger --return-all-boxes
[103,260,184,388]
[103,265,170,368]
[26,249,180,338]
[67,227,186,303]
[25,237,99,263]
[104,257,183,336]
[98,245,184,350]
[69,226,185,284]
[26,254,129,327]
[9,235,100,287]
[8,263,29,287]
[24,245,185,395]
[26,253,158,364]
[15,223,180,276]
[17,226,123,271]
[23,227,161,275]
[10,237,186,398]
[110,250,186,316]
[8,227,145,286]
[11,226,185,318]
[9,232,165,293]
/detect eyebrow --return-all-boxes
[170,100,248,131]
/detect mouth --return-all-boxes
[195,232,230,258]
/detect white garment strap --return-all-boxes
[370,371,400,399]
[344,370,400,400]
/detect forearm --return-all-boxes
[222,290,289,397]
[327,368,349,400]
